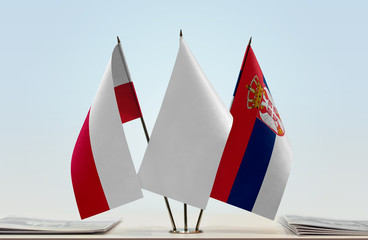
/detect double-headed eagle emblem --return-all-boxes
[246,75,285,136]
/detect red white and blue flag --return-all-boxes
[211,43,292,220]
[71,43,143,219]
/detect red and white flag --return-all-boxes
[71,42,143,219]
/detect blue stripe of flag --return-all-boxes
[227,118,276,211]
[263,75,270,94]
[233,70,242,96]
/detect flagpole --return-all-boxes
[139,114,177,231]
[116,36,177,232]
[184,203,188,232]
[179,29,191,233]
[195,209,203,231]
[197,37,253,231]
[180,29,204,233]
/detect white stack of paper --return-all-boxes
[0,216,119,234]
[280,215,368,236]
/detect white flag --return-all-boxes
[138,37,232,209]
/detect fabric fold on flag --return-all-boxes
[138,37,233,209]
[210,44,292,220]
[71,43,143,219]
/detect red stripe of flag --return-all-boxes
[71,110,110,219]
[114,82,142,124]
[211,46,263,202]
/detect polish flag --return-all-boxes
[71,42,143,219]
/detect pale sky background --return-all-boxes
[0,0,368,224]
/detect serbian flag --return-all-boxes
[71,42,143,219]
[211,42,292,220]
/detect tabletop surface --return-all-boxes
[0,213,367,240]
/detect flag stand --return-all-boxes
[116,36,178,233]
[169,203,203,234]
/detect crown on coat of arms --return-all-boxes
[246,75,263,109]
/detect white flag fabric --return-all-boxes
[138,37,233,209]
[71,43,143,219]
